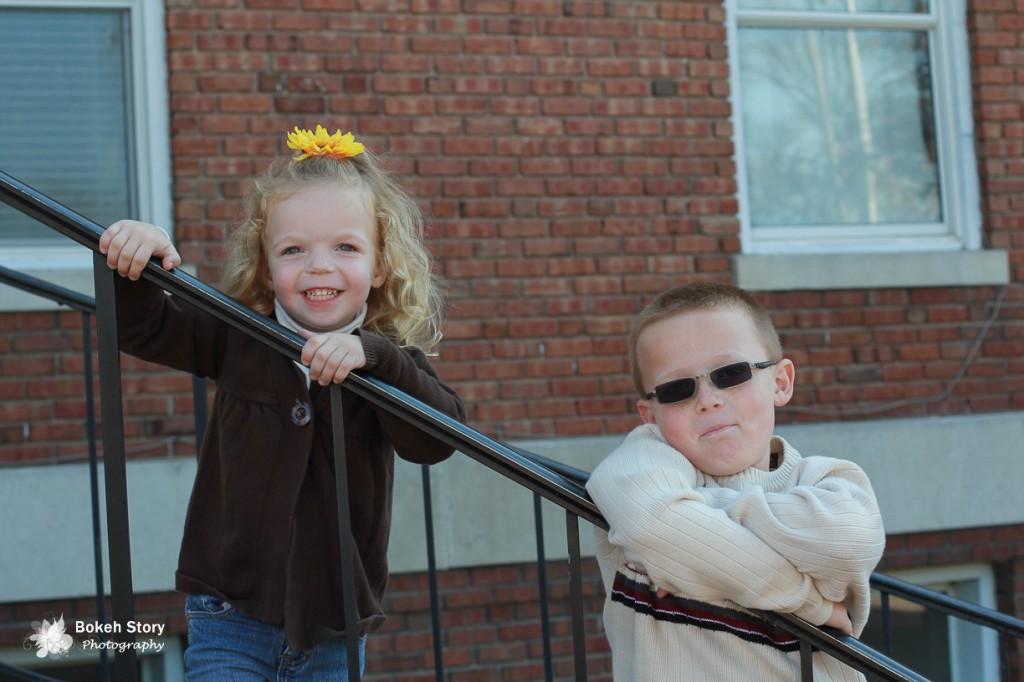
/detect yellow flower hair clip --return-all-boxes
[286,125,365,161]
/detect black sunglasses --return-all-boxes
[644,360,780,404]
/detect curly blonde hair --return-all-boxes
[221,149,445,353]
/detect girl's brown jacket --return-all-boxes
[114,275,466,651]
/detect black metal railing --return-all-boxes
[0,264,569,681]
[515,457,1024,682]
[0,264,209,682]
[0,265,111,681]
[0,170,598,682]
[2,169,1022,681]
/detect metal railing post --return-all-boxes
[533,493,554,682]
[92,256,138,680]
[800,640,814,682]
[420,465,445,681]
[82,311,111,681]
[329,384,363,681]
[881,590,893,655]
[565,511,588,682]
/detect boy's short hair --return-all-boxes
[629,282,783,396]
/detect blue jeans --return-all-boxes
[184,594,366,681]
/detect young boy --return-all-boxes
[587,282,885,681]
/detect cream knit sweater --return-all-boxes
[587,424,885,681]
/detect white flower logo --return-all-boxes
[28,615,74,658]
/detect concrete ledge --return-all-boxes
[774,413,1024,535]
[3,412,1021,601]
[0,457,194,603]
[733,250,1009,291]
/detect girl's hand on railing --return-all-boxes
[299,330,367,386]
[99,220,182,281]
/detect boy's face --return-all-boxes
[635,307,794,476]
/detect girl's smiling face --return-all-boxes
[263,183,385,333]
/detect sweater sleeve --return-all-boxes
[355,329,466,465]
[113,274,230,380]
[699,446,885,604]
[586,424,833,625]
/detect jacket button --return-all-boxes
[291,399,311,426]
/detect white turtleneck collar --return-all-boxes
[274,299,368,385]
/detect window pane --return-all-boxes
[861,593,952,682]
[738,27,941,229]
[0,9,133,246]
[739,0,928,12]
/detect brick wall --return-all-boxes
[2,0,1024,676]
[1,1,1020,456]
[0,560,611,681]
[4,534,1021,680]
[973,0,1024,279]
[157,0,1024,438]
[363,560,610,681]
[163,0,738,440]
[0,310,200,463]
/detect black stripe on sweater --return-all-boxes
[610,570,801,652]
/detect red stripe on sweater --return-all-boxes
[611,570,801,652]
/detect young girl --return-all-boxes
[99,126,466,680]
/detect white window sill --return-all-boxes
[733,249,1009,291]
[0,264,196,313]
[0,267,96,312]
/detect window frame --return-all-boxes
[0,0,171,275]
[727,0,982,256]
[867,563,1001,682]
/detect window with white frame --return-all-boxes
[729,0,980,255]
[861,564,1000,682]
[0,0,170,273]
